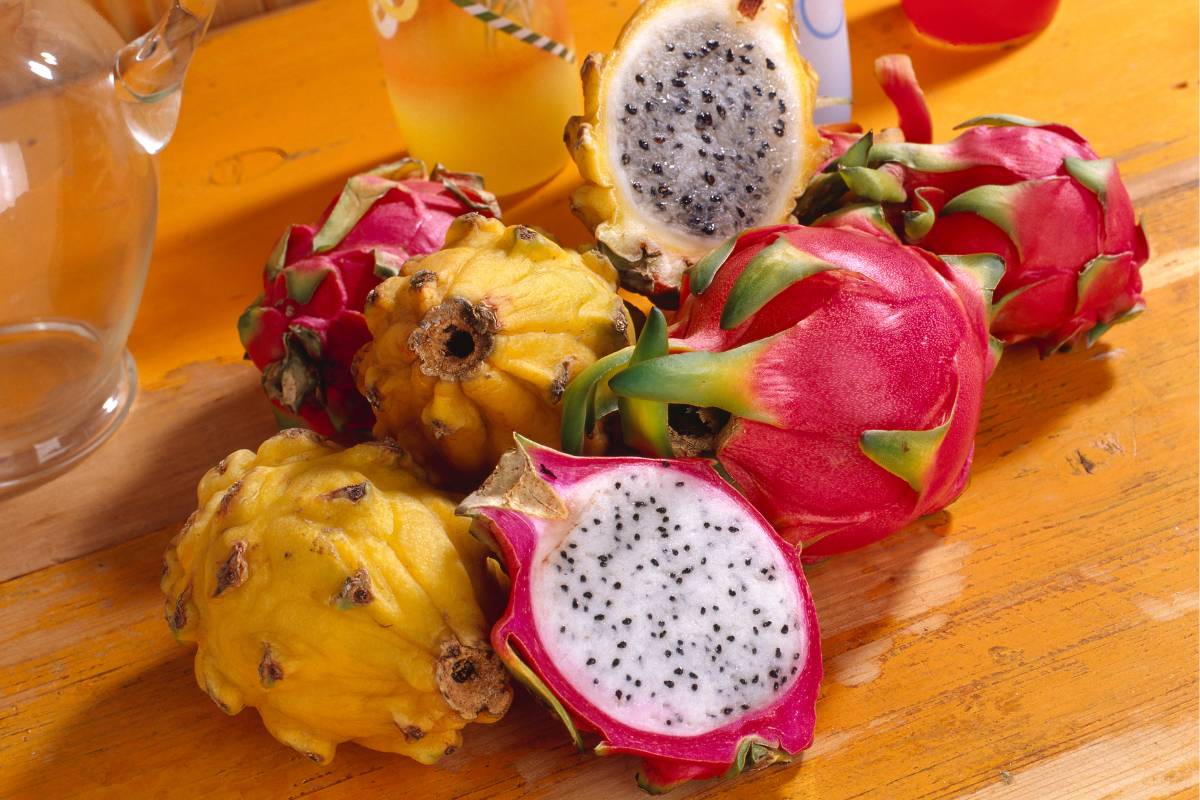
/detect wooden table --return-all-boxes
[3,0,1197,797]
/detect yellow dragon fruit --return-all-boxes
[161,429,512,765]
[353,214,634,487]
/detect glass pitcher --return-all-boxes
[0,0,212,492]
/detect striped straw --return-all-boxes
[445,0,576,64]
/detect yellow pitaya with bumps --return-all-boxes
[161,428,512,765]
[354,214,635,486]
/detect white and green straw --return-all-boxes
[445,0,576,64]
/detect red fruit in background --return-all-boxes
[902,0,1060,46]
[237,159,500,441]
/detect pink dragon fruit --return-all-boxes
[867,116,1148,353]
[458,437,822,791]
[238,159,500,441]
[564,222,997,557]
[799,56,1148,355]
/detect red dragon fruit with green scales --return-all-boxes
[238,159,500,441]
[563,220,998,558]
[458,437,822,791]
[867,116,1149,353]
[797,55,1147,355]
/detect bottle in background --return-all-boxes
[369,0,581,196]
[793,0,851,124]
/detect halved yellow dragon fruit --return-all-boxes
[565,0,827,297]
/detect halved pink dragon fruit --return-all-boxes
[564,222,997,558]
[458,437,822,791]
[238,159,500,441]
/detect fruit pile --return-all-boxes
[163,0,1148,792]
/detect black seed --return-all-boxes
[766,58,776,70]
[587,657,596,665]
[638,139,649,151]
[671,78,685,88]
[773,121,786,137]
[625,103,637,115]
[723,707,733,715]
[622,617,632,625]
[635,74,645,85]
[781,624,789,634]
[617,641,627,649]
[664,680,675,688]
[594,613,605,621]
[612,658,621,667]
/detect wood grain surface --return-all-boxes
[1,0,1197,797]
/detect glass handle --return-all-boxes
[113,0,216,154]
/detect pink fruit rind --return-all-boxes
[464,440,823,790]
[662,224,994,557]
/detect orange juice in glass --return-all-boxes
[369,0,581,195]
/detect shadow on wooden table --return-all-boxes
[847,3,1026,99]
[973,342,1120,477]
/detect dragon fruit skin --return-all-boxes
[458,438,823,791]
[869,118,1149,353]
[868,119,1147,352]
[604,223,997,558]
[238,160,500,442]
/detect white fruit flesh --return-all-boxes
[530,464,807,736]
[603,4,809,257]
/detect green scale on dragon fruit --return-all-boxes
[237,159,500,442]
[458,438,822,792]
[562,222,997,559]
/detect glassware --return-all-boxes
[901,0,1061,46]
[0,0,212,492]
[369,0,581,196]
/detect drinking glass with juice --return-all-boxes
[370,0,581,195]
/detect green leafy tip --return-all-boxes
[688,234,739,295]
[496,638,583,751]
[283,267,331,305]
[266,227,292,280]
[609,338,779,425]
[942,183,1022,257]
[559,348,633,454]
[839,165,906,204]
[904,187,939,242]
[954,113,1049,130]
[1063,157,1114,205]
[619,308,674,457]
[721,237,838,330]
[860,394,957,494]
[940,253,1006,311]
